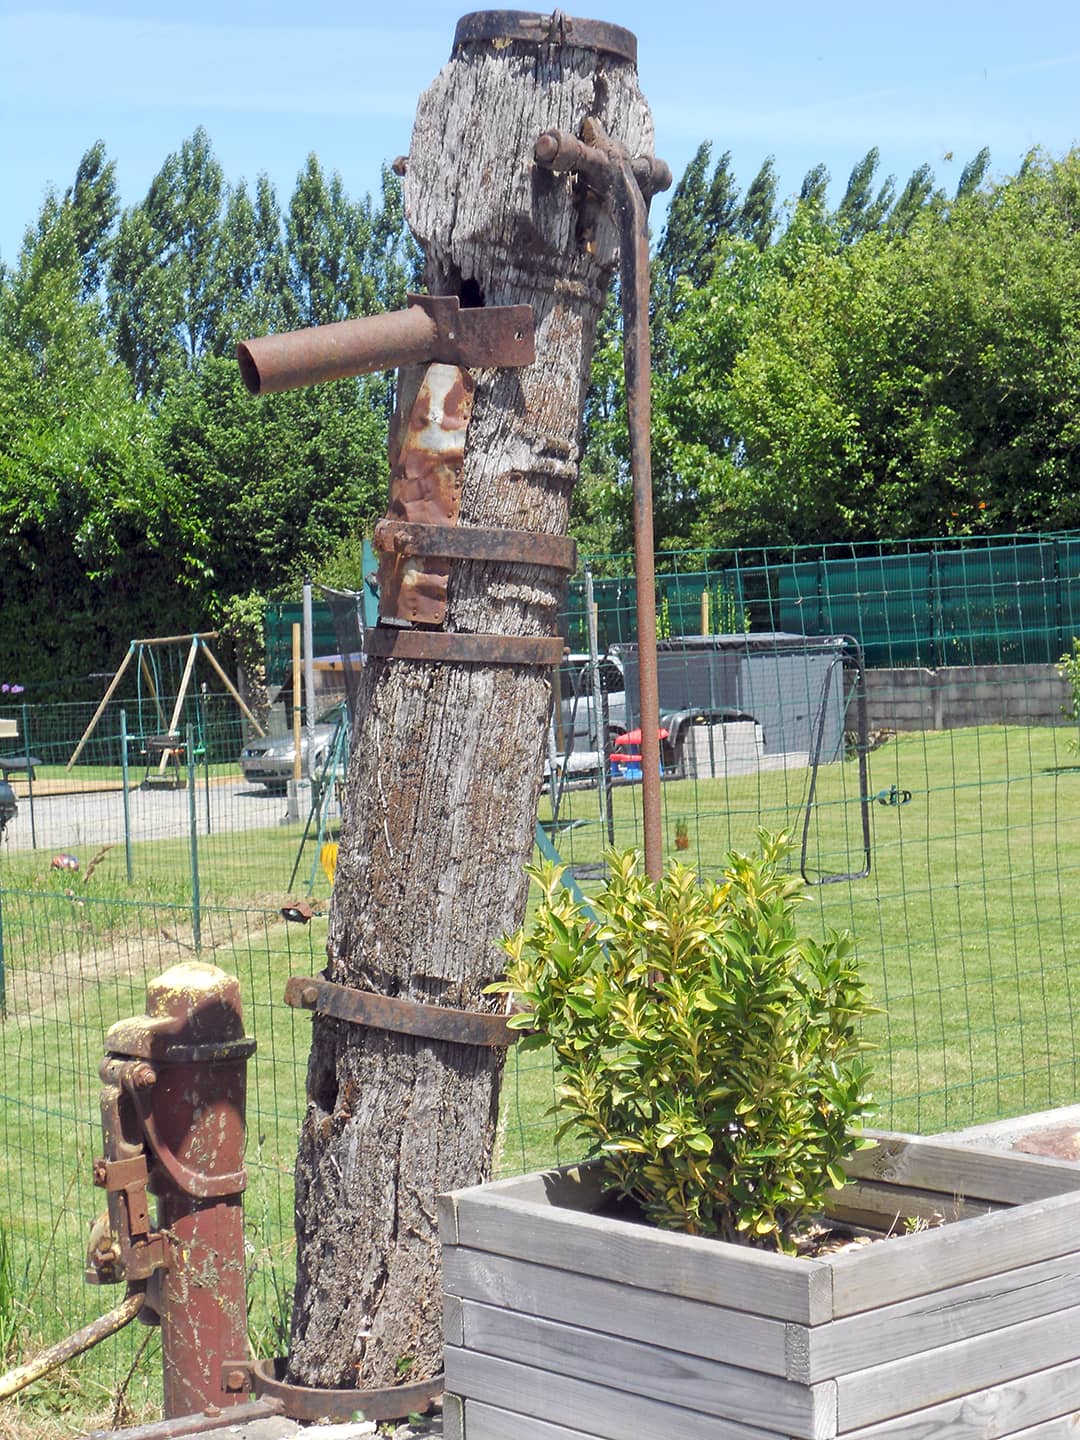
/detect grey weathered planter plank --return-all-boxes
[440,1132,1080,1439]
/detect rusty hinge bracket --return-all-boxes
[364,628,564,667]
[374,518,577,573]
[222,1357,444,1423]
[92,1150,172,1282]
[285,976,518,1047]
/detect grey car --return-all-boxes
[240,706,347,792]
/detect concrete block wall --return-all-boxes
[861,663,1073,731]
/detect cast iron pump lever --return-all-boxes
[534,117,672,879]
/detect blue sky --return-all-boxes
[2,1,1079,267]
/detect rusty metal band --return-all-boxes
[364,628,565,666]
[285,976,517,1048]
[223,1358,443,1424]
[374,519,577,572]
[453,10,637,63]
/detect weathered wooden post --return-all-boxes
[243,10,666,1408]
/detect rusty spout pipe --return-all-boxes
[238,294,535,396]
[238,305,438,396]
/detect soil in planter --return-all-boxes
[590,1189,897,1258]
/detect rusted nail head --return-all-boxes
[129,1062,156,1090]
[224,1370,247,1393]
[301,985,320,1007]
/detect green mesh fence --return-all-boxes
[2,532,1080,1432]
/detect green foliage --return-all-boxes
[1056,639,1080,750]
[491,835,877,1252]
[648,149,1080,548]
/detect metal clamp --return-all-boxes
[222,1358,443,1423]
[374,518,577,573]
[364,627,565,667]
[453,9,637,63]
[285,976,518,1048]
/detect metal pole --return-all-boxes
[21,702,36,850]
[303,578,316,781]
[120,709,134,885]
[585,567,613,848]
[200,683,211,836]
[291,624,302,783]
[0,887,6,1019]
[186,726,200,953]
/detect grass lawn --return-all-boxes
[1,721,1079,1431]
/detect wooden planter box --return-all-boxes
[439,1132,1080,1440]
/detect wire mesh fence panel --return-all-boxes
[3,530,1080,1431]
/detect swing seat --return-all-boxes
[141,734,187,790]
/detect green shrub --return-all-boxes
[491,832,877,1253]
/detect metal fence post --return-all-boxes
[20,701,36,850]
[186,725,201,952]
[120,708,134,885]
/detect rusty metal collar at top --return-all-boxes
[453,10,637,63]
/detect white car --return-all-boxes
[240,705,347,792]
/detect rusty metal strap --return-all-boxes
[223,1358,443,1423]
[285,976,517,1047]
[98,1155,149,1193]
[453,10,637,62]
[365,628,564,667]
[374,519,577,572]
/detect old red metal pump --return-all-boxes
[90,961,255,1418]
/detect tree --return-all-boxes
[956,146,991,200]
[834,147,895,243]
[153,356,389,604]
[108,127,229,396]
[648,149,1080,545]
[65,140,118,300]
[654,142,740,307]
[888,162,937,235]
[737,156,778,249]
[285,27,657,1391]
[0,199,200,687]
[798,162,830,216]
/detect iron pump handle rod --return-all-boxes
[535,119,670,881]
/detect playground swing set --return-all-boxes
[67,633,264,785]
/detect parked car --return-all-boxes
[0,779,15,835]
[240,705,347,792]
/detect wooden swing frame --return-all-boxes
[67,633,265,772]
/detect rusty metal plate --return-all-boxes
[374,518,577,572]
[453,10,637,63]
[364,628,565,667]
[285,976,517,1048]
[412,294,535,369]
[379,363,473,625]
